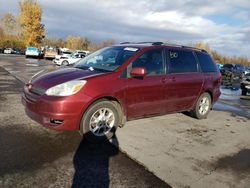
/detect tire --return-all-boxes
[80,100,120,142]
[62,60,69,66]
[242,90,247,96]
[190,93,211,119]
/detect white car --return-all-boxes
[4,48,13,54]
[54,51,72,60]
[25,47,41,58]
[54,53,85,66]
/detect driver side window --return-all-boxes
[132,49,164,76]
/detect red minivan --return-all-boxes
[22,42,221,142]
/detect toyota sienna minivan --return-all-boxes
[22,42,221,142]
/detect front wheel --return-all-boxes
[62,60,69,66]
[190,93,211,119]
[80,100,120,142]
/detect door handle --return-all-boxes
[161,78,167,83]
[169,76,176,82]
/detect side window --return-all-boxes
[132,49,164,76]
[168,50,198,73]
[196,52,217,72]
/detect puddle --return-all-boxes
[214,149,250,178]
[213,102,250,118]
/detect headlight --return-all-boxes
[45,80,87,96]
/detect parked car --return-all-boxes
[22,42,221,142]
[216,63,223,70]
[241,73,250,95]
[4,48,14,54]
[25,47,42,58]
[220,64,246,85]
[44,47,58,59]
[13,48,26,55]
[0,48,5,53]
[54,51,72,61]
[54,53,85,66]
[244,66,250,74]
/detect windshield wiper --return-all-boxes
[74,65,89,70]
[90,67,113,72]
[75,65,112,72]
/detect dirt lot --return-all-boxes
[0,54,250,188]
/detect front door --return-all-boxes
[125,48,166,119]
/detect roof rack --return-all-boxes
[119,42,207,53]
[120,42,163,45]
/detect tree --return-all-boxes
[194,42,212,53]
[66,36,90,50]
[0,27,4,38]
[18,0,45,47]
[0,13,18,35]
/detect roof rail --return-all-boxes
[163,43,208,53]
[120,42,131,44]
[152,42,164,45]
[120,42,163,45]
[119,42,207,52]
[181,45,208,53]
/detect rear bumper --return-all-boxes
[22,86,91,131]
[44,55,56,58]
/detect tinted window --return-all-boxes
[132,49,164,76]
[222,64,233,69]
[235,64,245,71]
[196,52,217,72]
[168,50,197,73]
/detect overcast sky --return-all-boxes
[1,0,250,59]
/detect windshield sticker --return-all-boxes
[124,47,139,52]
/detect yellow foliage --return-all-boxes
[66,36,90,50]
[0,13,18,35]
[194,42,212,53]
[18,0,45,47]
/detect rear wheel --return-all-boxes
[190,93,211,119]
[80,100,120,142]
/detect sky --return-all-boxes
[1,0,250,59]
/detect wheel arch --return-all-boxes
[204,90,213,103]
[79,95,126,130]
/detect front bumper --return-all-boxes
[22,85,91,131]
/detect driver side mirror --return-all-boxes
[130,67,147,77]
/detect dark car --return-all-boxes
[220,64,245,85]
[0,48,5,53]
[241,73,250,95]
[13,48,26,55]
[22,42,221,142]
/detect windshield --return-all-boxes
[74,47,139,72]
[27,47,38,51]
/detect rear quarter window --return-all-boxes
[196,52,217,72]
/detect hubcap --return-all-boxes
[198,97,210,115]
[89,108,115,137]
